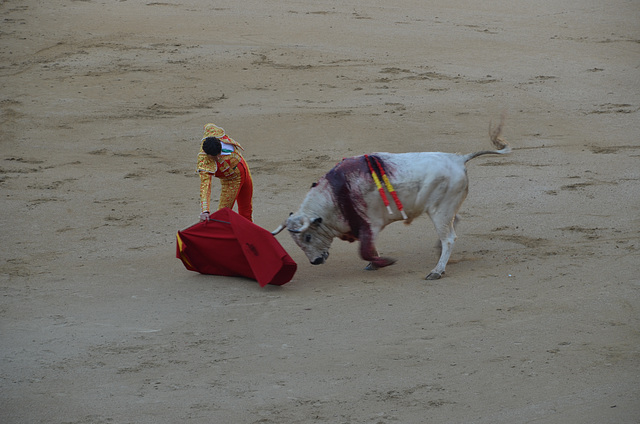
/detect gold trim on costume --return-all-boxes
[199,172,213,212]
[197,152,218,174]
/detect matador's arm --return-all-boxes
[199,171,213,213]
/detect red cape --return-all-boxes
[176,208,297,287]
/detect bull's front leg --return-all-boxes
[363,249,383,271]
[358,225,396,270]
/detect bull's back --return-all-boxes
[378,152,467,184]
[376,152,469,215]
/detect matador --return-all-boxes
[197,123,253,222]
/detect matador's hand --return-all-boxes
[199,211,210,222]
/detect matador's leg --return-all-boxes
[218,174,242,210]
[235,162,253,221]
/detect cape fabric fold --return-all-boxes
[176,208,297,287]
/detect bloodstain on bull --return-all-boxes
[324,155,397,268]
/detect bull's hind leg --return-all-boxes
[434,214,461,252]
[426,210,459,280]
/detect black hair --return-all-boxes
[202,137,222,156]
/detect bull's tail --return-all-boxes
[463,114,511,163]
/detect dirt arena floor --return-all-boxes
[1,1,639,423]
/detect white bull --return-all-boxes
[272,118,511,280]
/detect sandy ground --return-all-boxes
[1,1,639,423]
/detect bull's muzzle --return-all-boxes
[311,251,329,265]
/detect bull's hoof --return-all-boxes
[364,257,396,270]
[364,262,378,271]
[425,271,442,280]
[375,257,396,268]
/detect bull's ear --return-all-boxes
[313,217,323,225]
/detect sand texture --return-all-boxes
[1,1,639,423]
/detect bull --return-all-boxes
[272,117,511,280]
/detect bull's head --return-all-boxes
[272,213,332,265]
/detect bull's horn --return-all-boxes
[271,213,294,236]
[288,216,311,234]
[271,223,286,236]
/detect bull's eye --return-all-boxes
[304,234,312,243]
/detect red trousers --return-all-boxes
[219,159,253,221]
